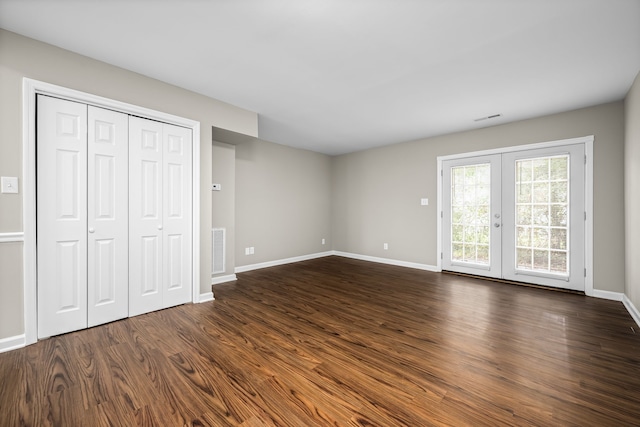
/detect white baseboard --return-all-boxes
[234,250,441,274]
[211,274,237,285]
[333,251,441,272]
[623,294,640,329]
[198,292,215,303]
[235,251,333,273]
[590,289,624,301]
[0,334,25,353]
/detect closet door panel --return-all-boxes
[129,117,164,316]
[87,106,129,327]
[162,124,192,308]
[37,96,88,338]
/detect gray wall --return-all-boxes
[332,102,626,293]
[235,139,332,266]
[0,29,257,340]
[212,142,237,276]
[625,71,640,309]
[0,243,23,338]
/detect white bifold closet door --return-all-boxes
[37,96,193,339]
[37,96,129,338]
[128,116,192,317]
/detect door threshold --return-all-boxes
[441,270,585,295]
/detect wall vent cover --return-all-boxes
[212,228,226,274]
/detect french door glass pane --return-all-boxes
[514,155,569,275]
[451,163,490,265]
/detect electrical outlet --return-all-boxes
[383,243,388,250]
[322,238,326,245]
[245,247,255,255]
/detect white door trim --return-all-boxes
[437,135,594,296]
[22,78,202,346]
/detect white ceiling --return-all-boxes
[1,0,639,155]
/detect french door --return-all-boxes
[442,143,585,291]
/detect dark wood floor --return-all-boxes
[1,256,640,426]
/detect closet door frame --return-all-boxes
[22,78,204,346]
[437,135,594,294]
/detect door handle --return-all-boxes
[494,223,501,228]
[88,227,95,233]
[158,225,163,230]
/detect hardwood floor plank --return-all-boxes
[2,256,640,426]
[74,352,117,410]
[237,412,278,427]
[168,350,253,425]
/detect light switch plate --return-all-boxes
[421,198,429,206]
[1,177,19,194]
[211,183,222,191]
